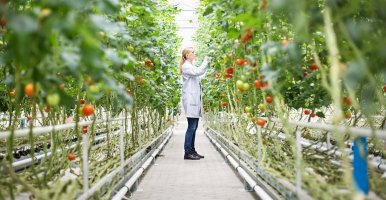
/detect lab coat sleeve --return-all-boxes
[182,60,209,77]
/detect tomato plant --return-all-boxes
[197,0,386,198]
[0,0,182,198]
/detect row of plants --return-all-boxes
[196,0,385,199]
[0,0,181,199]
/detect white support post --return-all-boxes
[327,133,331,149]
[120,126,125,169]
[295,131,302,196]
[257,126,262,163]
[82,133,89,192]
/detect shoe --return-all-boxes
[194,152,204,159]
[184,153,200,160]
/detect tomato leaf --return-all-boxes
[203,5,214,16]
[315,111,325,118]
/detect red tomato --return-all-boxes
[311,112,316,118]
[256,119,266,127]
[265,96,273,104]
[304,109,310,115]
[82,127,88,134]
[145,59,153,68]
[27,116,33,121]
[309,63,318,70]
[24,83,34,97]
[383,84,386,92]
[79,99,86,104]
[343,96,352,106]
[235,59,245,66]
[226,66,234,74]
[67,153,76,161]
[303,72,309,77]
[241,34,251,44]
[221,102,227,107]
[254,80,262,89]
[82,104,95,116]
[241,29,253,44]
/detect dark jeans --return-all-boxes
[184,118,199,154]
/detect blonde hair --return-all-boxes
[179,47,194,74]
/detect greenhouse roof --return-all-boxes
[169,0,200,50]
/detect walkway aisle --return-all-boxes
[130,115,257,200]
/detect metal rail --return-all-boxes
[205,129,277,200]
[109,129,173,200]
[11,129,121,172]
[270,118,386,139]
[0,117,126,139]
[77,127,172,200]
[206,128,297,200]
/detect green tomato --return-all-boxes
[47,93,60,106]
[236,80,244,89]
[241,83,250,91]
[127,45,135,52]
[244,106,252,113]
[97,31,107,40]
[240,75,247,82]
[258,103,265,111]
[89,85,100,93]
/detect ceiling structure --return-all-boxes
[168,0,200,51]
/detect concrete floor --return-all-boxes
[129,115,258,200]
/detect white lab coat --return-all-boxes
[181,60,209,118]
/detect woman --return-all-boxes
[179,47,210,160]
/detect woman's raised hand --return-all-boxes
[204,56,211,63]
